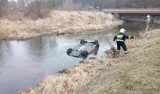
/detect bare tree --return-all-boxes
[35,0,42,18]
[17,0,25,11]
[63,0,73,10]
[25,0,42,19]
[0,0,8,16]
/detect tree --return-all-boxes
[17,0,25,11]
[49,0,57,9]
[63,0,73,10]
[25,0,42,19]
[0,0,8,16]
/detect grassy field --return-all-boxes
[19,29,160,94]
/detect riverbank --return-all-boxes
[20,29,160,94]
[0,11,122,40]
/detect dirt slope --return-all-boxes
[19,29,160,94]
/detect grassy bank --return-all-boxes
[98,30,160,94]
[19,29,160,94]
[0,11,122,40]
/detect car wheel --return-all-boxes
[94,40,99,45]
[80,39,86,44]
[81,50,88,58]
[67,48,72,55]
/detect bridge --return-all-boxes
[103,9,160,16]
[103,9,160,23]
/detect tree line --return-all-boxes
[0,0,160,19]
[0,0,58,19]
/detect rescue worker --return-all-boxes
[113,28,133,54]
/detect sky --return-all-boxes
[8,0,17,2]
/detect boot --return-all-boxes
[124,51,128,54]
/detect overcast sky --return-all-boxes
[8,0,17,2]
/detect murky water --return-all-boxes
[0,22,158,94]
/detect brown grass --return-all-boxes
[99,29,160,94]
[0,11,122,40]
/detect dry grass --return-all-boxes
[0,11,122,40]
[99,29,160,94]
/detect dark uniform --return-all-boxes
[113,32,131,52]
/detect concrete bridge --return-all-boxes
[103,9,160,16]
[103,9,160,23]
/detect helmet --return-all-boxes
[120,28,126,33]
[147,15,151,18]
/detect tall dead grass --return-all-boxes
[99,29,160,94]
[0,11,122,40]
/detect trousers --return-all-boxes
[116,41,127,51]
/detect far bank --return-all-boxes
[0,11,123,40]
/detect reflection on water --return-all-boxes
[0,36,83,94]
[0,21,159,94]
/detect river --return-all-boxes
[0,21,158,94]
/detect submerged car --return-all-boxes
[67,39,99,58]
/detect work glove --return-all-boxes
[129,36,134,39]
[130,36,134,39]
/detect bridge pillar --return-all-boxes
[112,13,120,19]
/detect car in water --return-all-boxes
[66,39,99,58]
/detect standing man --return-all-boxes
[113,28,133,54]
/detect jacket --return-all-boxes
[113,33,129,42]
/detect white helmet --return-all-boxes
[147,15,151,18]
[120,28,126,33]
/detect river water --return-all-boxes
[0,22,158,94]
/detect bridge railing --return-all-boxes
[103,9,160,14]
